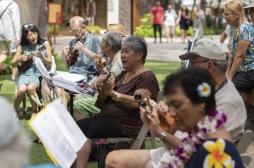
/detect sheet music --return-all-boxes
[56,71,85,83]
[52,76,81,93]
[47,99,87,152]
[34,57,51,79]
[29,99,87,168]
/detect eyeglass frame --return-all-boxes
[69,25,85,33]
[190,59,210,66]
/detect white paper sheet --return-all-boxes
[29,99,87,168]
[56,71,85,83]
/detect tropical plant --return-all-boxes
[134,13,153,37]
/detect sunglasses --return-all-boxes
[23,23,35,29]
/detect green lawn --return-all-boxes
[0,58,180,167]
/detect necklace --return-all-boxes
[167,110,227,168]
[123,73,131,83]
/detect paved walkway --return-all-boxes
[52,35,224,62]
[52,36,194,62]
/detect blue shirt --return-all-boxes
[185,138,244,168]
[69,33,101,82]
[228,22,254,71]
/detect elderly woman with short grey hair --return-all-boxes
[73,36,160,168]
[73,31,124,119]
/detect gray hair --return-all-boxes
[103,32,122,53]
[213,60,228,73]
[69,16,87,27]
[123,36,147,63]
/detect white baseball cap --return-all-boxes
[179,37,228,61]
[0,97,20,146]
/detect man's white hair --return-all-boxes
[69,16,86,27]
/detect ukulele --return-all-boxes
[95,72,112,108]
[67,35,86,66]
[135,95,175,132]
[18,44,46,72]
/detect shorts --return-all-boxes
[233,70,254,92]
[74,94,100,116]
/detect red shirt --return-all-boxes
[150,6,164,24]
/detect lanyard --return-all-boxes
[215,80,228,93]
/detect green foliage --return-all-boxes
[134,13,195,37]
[134,13,153,37]
[175,26,193,37]
[2,55,13,75]
[48,25,61,34]
[86,25,102,35]
[52,49,67,71]
[204,27,215,35]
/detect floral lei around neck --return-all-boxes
[167,110,227,168]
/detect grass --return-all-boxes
[0,58,180,167]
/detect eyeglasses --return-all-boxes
[190,59,210,65]
[69,26,83,33]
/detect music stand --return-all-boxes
[34,57,96,116]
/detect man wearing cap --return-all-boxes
[180,37,247,142]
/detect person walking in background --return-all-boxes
[164,4,177,43]
[150,0,164,43]
[192,5,205,39]
[177,5,190,43]
[86,0,96,26]
[0,0,21,80]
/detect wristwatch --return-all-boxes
[159,131,167,142]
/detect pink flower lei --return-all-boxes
[167,110,227,168]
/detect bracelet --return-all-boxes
[159,131,167,142]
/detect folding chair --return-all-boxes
[236,130,254,167]
[236,130,254,154]
[96,123,156,168]
[240,153,252,167]
[105,124,156,149]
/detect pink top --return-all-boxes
[150,6,164,24]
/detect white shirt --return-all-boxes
[164,9,177,27]
[216,81,247,142]
[0,0,21,41]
